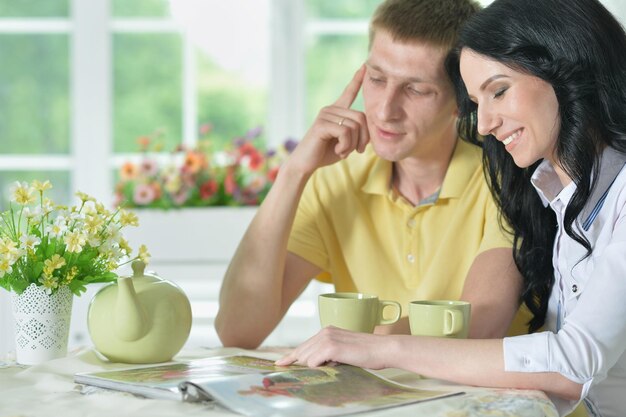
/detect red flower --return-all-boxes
[199,180,218,200]
[224,169,237,195]
[267,166,279,182]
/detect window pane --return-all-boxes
[197,51,267,148]
[113,33,182,153]
[0,171,70,210]
[112,0,169,17]
[0,0,68,17]
[306,34,368,126]
[0,34,70,154]
[306,0,383,19]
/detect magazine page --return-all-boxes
[181,364,462,417]
[74,355,306,400]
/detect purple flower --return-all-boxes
[265,149,276,158]
[233,137,246,147]
[245,126,263,139]
[283,138,298,153]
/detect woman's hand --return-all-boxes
[275,326,395,369]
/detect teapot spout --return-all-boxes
[114,272,149,342]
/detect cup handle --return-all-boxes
[378,300,402,325]
[444,309,463,336]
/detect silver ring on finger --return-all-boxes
[338,117,345,126]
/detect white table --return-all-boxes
[0,347,558,417]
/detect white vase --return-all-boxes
[10,283,73,365]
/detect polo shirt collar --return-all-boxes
[361,139,478,199]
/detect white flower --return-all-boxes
[41,198,55,215]
[105,224,122,243]
[64,230,87,253]
[98,238,114,254]
[22,206,42,223]
[83,201,97,216]
[86,234,101,248]
[46,222,68,238]
[10,181,35,205]
[213,150,235,167]
[19,234,41,251]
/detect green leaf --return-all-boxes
[69,281,87,296]
[11,280,29,294]
[33,262,44,278]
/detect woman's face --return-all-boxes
[459,49,561,170]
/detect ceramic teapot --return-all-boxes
[87,260,192,363]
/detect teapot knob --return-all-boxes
[131,260,146,277]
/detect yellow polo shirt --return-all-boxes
[288,139,530,335]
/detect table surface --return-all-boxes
[0,346,558,417]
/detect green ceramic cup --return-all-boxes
[409,300,471,338]
[318,292,402,333]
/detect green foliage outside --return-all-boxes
[0,0,68,17]
[306,0,383,19]
[113,33,183,153]
[0,0,382,208]
[306,34,369,126]
[0,34,69,154]
[112,0,169,17]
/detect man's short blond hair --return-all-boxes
[369,0,480,50]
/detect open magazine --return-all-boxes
[74,355,463,417]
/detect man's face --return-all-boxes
[363,30,457,162]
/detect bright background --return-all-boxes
[1,0,625,207]
[1,0,626,356]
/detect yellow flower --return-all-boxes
[10,181,35,205]
[32,180,52,192]
[138,244,151,264]
[119,210,139,227]
[0,238,18,258]
[84,215,105,234]
[118,237,132,254]
[64,266,78,284]
[0,256,13,278]
[44,254,66,274]
[38,275,59,294]
[76,191,96,203]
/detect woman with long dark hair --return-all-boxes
[276,1,626,416]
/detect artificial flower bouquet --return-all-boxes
[0,180,150,296]
[114,125,297,209]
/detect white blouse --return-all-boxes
[503,147,626,417]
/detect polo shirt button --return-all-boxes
[523,357,531,366]
[572,284,578,293]
[407,219,416,228]
[407,254,415,263]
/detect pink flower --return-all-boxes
[133,184,157,205]
[199,123,213,136]
[140,159,159,177]
[171,188,190,206]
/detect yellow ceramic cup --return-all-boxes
[318,292,402,333]
[409,300,471,338]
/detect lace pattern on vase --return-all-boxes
[11,284,73,364]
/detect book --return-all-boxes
[74,355,463,417]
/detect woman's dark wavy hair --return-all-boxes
[445,0,626,332]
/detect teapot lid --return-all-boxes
[130,260,159,279]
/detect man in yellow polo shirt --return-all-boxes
[216,0,529,349]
